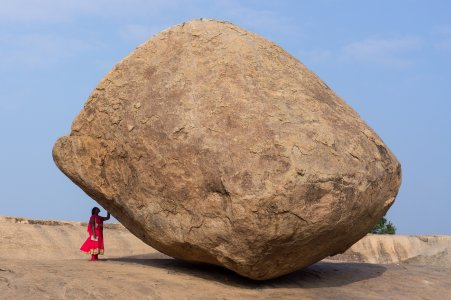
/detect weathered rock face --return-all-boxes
[53,19,401,280]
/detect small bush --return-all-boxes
[371,217,396,234]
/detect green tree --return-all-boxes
[371,217,396,234]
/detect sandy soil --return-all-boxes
[1,217,450,299]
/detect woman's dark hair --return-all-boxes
[92,207,100,215]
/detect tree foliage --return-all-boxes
[371,217,396,234]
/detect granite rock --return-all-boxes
[53,19,402,280]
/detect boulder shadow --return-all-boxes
[108,253,387,289]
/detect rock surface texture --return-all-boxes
[53,19,402,280]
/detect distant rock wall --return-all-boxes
[328,234,451,266]
[1,216,449,267]
[0,216,154,260]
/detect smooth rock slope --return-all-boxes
[53,19,401,279]
[1,217,450,299]
[0,216,153,260]
[328,234,451,265]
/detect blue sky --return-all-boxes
[0,1,450,234]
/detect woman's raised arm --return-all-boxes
[102,212,111,221]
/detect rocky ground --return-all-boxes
[1,216,450,299]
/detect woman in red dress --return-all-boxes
[80,207,110,261]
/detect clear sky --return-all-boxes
[0,1,450,234]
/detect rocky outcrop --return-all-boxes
[0,216,153,260]
[328,234,451,265]
[53,19,401,279]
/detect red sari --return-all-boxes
[80,215,104,255]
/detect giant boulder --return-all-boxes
[53,19,402,280]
